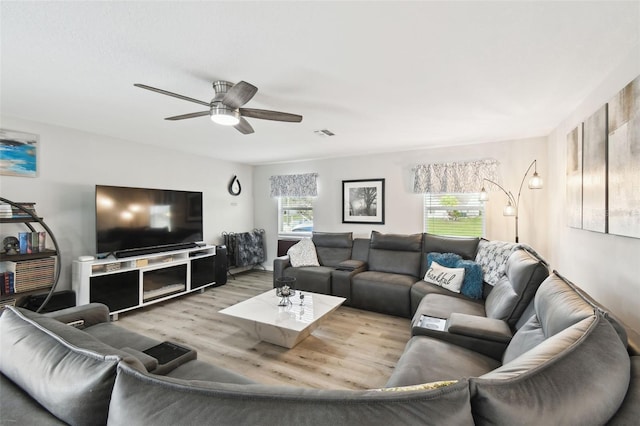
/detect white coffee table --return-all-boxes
[219,289,345,348]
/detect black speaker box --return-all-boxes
[21,290,76,313]
[215,245,228,286]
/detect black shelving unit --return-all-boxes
[0,197,61,312]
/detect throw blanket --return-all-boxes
[475,240,544,286]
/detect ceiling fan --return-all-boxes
[134,80,303,135]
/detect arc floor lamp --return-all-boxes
[479,160,543,243]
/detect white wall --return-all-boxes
[253,136,548,269]
[546,47,640,331]
[0,116,254,291]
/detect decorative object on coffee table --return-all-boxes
[342,178,385,224]
[275,276,296,306]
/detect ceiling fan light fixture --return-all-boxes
[210,105,240,126]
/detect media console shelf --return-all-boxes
[72,245,218,318]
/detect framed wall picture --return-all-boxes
[582,104,608,233]
[608,74,640,239]
[0,129,39,178]
[342,178,385,224]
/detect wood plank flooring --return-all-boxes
[115,270,411,390]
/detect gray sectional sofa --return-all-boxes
[275,231,549,323]
[1,231,639,425]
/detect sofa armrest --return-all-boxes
[273,255,292,286]
[43,303,110,328]
[121,347,159,372]
[411,314,511,361]
[447,313,512,343]
[335,259,367,271]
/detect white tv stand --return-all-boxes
[72,245,217,318]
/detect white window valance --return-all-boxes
[413,159,499,193]
[270,173,318,197]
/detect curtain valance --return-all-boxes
[413,159,499,193]
[270,173,318,197]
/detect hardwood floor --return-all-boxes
[116,270,411,390]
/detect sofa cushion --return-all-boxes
[410,280,480,315]
[312,232,353,267]
[0,306,144,426]
[412,293,485,323]
[386,336,501,387]
[368,231,423,276]
[423,233,480,261]
[553,270,629,348]
[485,249,549,327]
[471,313,630,425]
[370,230,423,251]
[0,373,67,426]
[108,360,475,426]
[84,322,162,352]
[281,265,333,294]
[287,237,320,267]
[166,360,257,384]
[351,271,417,317]
[501,315,545,364]
[534,274,595,338]
[608,356,640,425]
[483,276,518,320]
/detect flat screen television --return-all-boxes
[95,185,203,257]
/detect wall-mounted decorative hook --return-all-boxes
[228,175,241,196]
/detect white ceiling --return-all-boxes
[1,1,639,165]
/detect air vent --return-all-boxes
[314,129,335,137]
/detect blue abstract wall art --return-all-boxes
[0,129,38,178]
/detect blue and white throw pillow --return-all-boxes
[427,252,483,299]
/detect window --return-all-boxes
[423,193,484,237]
[278,196,314,235]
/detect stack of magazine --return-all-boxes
[417,315,447,331]
[0,202,38,219]
[1,257,55,295]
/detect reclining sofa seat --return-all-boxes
[412,247,550,334]
[410,233,481,314]
[273,232,359,296]
[350,231,424,317]
[387,272,631,425]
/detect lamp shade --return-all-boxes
[479,187,489,201]
[528,172,543,189]
[503,202,516,216]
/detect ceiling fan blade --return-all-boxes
[134,84,210,107]
[234,117,255,135]
[165,111,210,121]
[239,108,303,123]
[223,81,258,109]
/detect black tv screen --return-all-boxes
[95,185,203,255]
